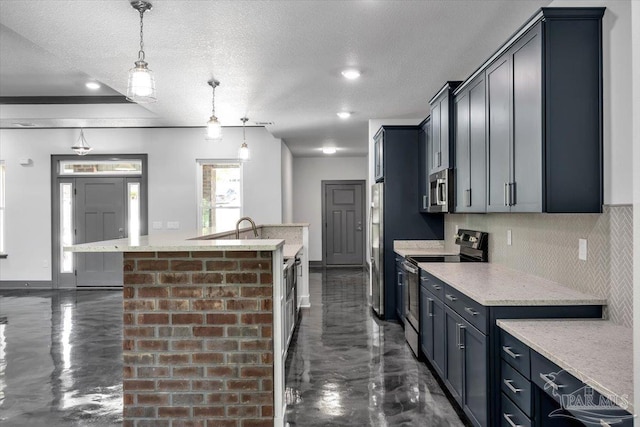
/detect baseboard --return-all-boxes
[309,261,323,268]
[0,280,53,289]
[298,294,310,308]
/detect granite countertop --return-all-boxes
[393,240,456,258]
[394,247,459,257]
[283,244,303,259]
[419,263,606,306]
[497,319,633,414]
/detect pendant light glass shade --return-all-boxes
[206,80,222,140]
[71,129,93,156]
[238,117,250,161]
[126,1,156,103]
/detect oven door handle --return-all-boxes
[402,262,418,274]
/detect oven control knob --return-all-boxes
[469,236,477,243]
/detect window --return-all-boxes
[59,159,142,176]
[0,161,5,254]
[197,161,242,233]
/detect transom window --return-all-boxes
[59,159,142,176]
[0,161,5,254]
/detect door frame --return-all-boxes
[51,154,148,288]
[321,179,366,268]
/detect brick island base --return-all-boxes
[122,250,275,427]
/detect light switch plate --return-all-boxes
[152,221,163,230]
[579,239,587,260]
[507,229,512,246]
[167,221,180,230]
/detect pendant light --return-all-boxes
[206,80,222,140]
[71,129,93,156]
[238,117,250,161]
[126,1,156,103]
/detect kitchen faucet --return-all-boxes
[235,217,258,239]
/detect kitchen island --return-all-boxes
[66,224,309,427]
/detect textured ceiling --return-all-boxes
[0,0,551,156]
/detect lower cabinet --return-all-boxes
[395,256,404,321]
[420,282,445,377]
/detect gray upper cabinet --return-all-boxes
[418,117,431,212]
[454,74,486,213]
[460,7,605,214]
[429,81,461,175]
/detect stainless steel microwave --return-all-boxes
[428,169,453,213]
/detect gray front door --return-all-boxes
[75,177,126,287]
[323,181,365,266]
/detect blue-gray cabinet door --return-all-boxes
[454,89,470,212]
[445,306,464,404]
[420,286,434,361]
[431,101,442,173]
[462,320,489,427]
[431,296,446,378]
[468,75,487,212]
[418,118,430,212]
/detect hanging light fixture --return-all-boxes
[206,80,222,140]
[126,1,156,103]
[238,117,250,161]
[71,129,93,156]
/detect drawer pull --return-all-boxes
[464,306,478,316]
[445,294,457,302]
[431,284,441,291]
[427,298,435,317]
[599,421,612,427]
[503,413,523,427]
[539,372,564,391]
[502,346,521,359]
[503,379,523,394]
[420,276,428,282]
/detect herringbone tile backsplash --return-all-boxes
[444,205,633,328]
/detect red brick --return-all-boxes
[123,313,135,325]
[123,366,134,379]
[260,251,272,258]
[228,353,260,364]
[261,353,273,364]
[193,326,224,337]
[207,393,239,404]
[206,313,238,325]
[261,405,273,417]
[137,393,169,405]
[138,340,169,351]
[261,326,272,338]
[124,273,155,285]
[157,380,190,391]
[173,367,203,377]
[172,287,203,298]
[123,353,154,365]
[157,251,190,258]
[172,393,205,404]
[137,260,169,271]
[240,392,273,404]
[124,406,156,418]
[242,420,273,427]
[137,367,170,377]
[124,300,155,311]
[123,286,135,298]
[205,340,238,351]
[159,273,189,284]
[124,393,134,405]
[191,251,224,258]
[171,260,203,271]
[138,313,169,325]
[158,326,192,337]
[207,421,237,427]
[123,339,135,350]
[239,260,271,271]
[240,313,272,325]
[173,421,205,427]
[226,326,259,337]
[259,273,273,284]
[205,260,238,271]
[158,299,190,311]
[193,406,225,417]
[138,286,169,298]
[158,406,189,417]
[261,378,273,391]
[124,260,135,272]
[225,251,259,259]
[240,367,272,378]
[124,252,156,258]
[133,421,169,427]
[260,300,273,311]
[192,353,224,364]
[205,286,238,297]
[241,287,271,298]
[171,340,203,351]
[192,273,224,284]
[123,380,155,391]
[227,405,258,417]
[192,299,223,311]
[172,313,203,324]
[226,299,259,311]
[206,366,237,377]
[240,340,271,351]
[159,354,190,364]
[192,380,224,391]
[227,380,259,391]
[226,273,258,284]
[124,420,134,427]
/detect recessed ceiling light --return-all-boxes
[341,69,361,80]
[322,147,337,154]
[337,112,352,119]
[13,122,36,127]
[85,82,101,90]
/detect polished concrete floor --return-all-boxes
[0,269,466,426]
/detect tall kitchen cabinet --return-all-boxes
[373,126,444,321]
[429,82,461,174]
[418,117,431,212]
[484,7,605,213]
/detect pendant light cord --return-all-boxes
[138,9,145,61]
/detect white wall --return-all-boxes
[0,126,282,282]
[280,143,293,224]
[631,0,640,418]
[292,156,368,262]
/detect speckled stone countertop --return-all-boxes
[283,244,303,259]
[497,319,633,414]
[393,240,456,258]
[419,263,606,306]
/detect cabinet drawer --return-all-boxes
[501,359,532,417]
[501,393,532,427]
[531,351,583,405]
[419,270,445,301]
[444,284,487,334]
[501,331,531,378]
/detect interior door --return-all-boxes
[75,177,125,286]
[324,181,364,265]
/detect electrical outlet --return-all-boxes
[579,239,587,260]
[152,221,163,230]
[507,229,512,246]
[167,221,180,230]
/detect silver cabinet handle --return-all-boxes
[464,307,478,316]
[502,346,521,359]
[540,373,564,391]
[432,284,441,291]
[503,413,523,427]
[423,195,428,209]
[459,324,465,349]
[504,379,523,394]
[456,323,460,348]
[427,298,434,317]
[599,421,612,427]
[420,276,428,282]
[402,262,418,274]
[510,182,516,206]
[445,294,457,302]
[504,183,509,206]
[465,189,471,207]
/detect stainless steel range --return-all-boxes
[402,229,489,357]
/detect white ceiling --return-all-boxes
[0,0,550,156]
